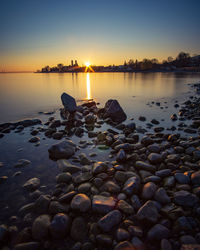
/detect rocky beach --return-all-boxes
[0,83,200,250]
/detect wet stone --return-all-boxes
[32,214,51,240]
[23,178,40,192]
[148,153,162,164]
[135,161,156,172]
[175,173,190,184]
[29,136,40,143]
[57,159,81,174]
[49,213,71,239]
[116,228,130,241]
[93,161,107,175]
[174,190,198,207]
[70,217,87,242]
[92,195,116,214]
[136,200,159,224]
[48,140,76,160]
[142,182,157,200]
[114,241,134,250]
[147,224,170,241]
[71,193,91,212]
[34,195,50,214]
[98,210,122,232]
[154,187,170,204]
[56,172,72,184]
[117,200,134,214]
[122,176,140,196]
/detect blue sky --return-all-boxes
[0,0,200,71]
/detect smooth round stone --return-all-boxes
[148,153,162,164]
[98,210,122,232]
[137,200,158,223]
[191,171,200,185]
[34,195,50,214]
[180,235,197,244]
[56,172,72,184]
[117,200,134,214]
[161,239,172,250]
[32,215,51,240]
[142,182,157,200]
[103,181,120,194]
[147,224,170,241]
[155,169,171,178]
[92,195,116,214]
[116,228,130,241]
[23,178,40,192]
[71,194,91,212]
[114,241,134,250]
[78,183,91,193]
[96,234,112,246]
[144,175,161,183]
[70,217,88,242]
[93,178,103,187]
[154,188,170,204]
[147,144,160,153]
[174,173,190,184]
[50,213,71,239]
[117,193,127,200]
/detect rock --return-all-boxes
[137,200,158,224]
[52,132,63,140]
[34,195,50,214]
[59,191,77,203]
[180,235,197,244]
[85,114,96,124]
[135,161,156,172]
[48,140,76,160]
[116,149,127,162]
[0,224,8,242]
[142,182,157,200]
[50,213,71,239]
[103,181,120,193]
[175,173,190,184]
[147,144,160,153]
[191,171,200,185]
[130,195,141,211]
[131,237,145,250]
[32,214,50,240]
[115,171,127,183]
[103,99,127,123]
[155,169,171,178]
[114,241,135,250]
[161,239,172,250]
[14,159,31,168]
[154,188,170,204]
[73,172,92,184]
[15,119,42,127]
[13,242,40,250]
[71,217,87,242]
[139,116,146,121]
[163,176,175,187]
[78,182,91,193]
[98,210,122,232]
[79,153,91,165]
[29,136,40,143]
[148,153,162,164]
[116,228,130,241]
[93,162,107,175]
[71,194,91,212]
[23,178,40,192]
[122,176,140,196]
[57,160,81,173]
[96,234,112,246]
[147,224,169,241]
[49,201,66,214]
[61,92,77,112]
[117,200,134,214]
[141,136,154,146]
[92,195,116,214]
[19,203,35,215]
[174,190,198,207]
[151,119,160,125]
[56,172,72,184]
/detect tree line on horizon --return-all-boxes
[39,52,200,73]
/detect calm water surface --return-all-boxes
[0,72,200,123]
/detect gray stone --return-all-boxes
[49,201,66,214]
[71,193,91,212]
[161,239,172,250]
[57,160,81,173]
[116,149,127,162]
[96,234,112,246]
[48,140,76,160]
[98,210,122,232]
[61,92,77,112]
[137,200,158,223]
[34,195,50,214]
[23,178,40,192]
[117,200,134,214]
[32,214,51,240]
[103,181,120,193]
[71,217,87,242]
[29,136,40,143]
[116,228,130,241]
[13,242,40,250]
[155,169,171,178]
[174,190,198,207]
[103,99,127,123]
[50,213,71,239]
[14,159,31,168]
[56,172,72,184]
[147,224,170,241]
[59,191,77,203]
[93,162,107,175]
[148,153,162,164]
[135,161,156,172]
[114,241,134,250]
[123,176,140,196]
[191,171,200,185]
[142,182,157,200]
[175,173,190,184]
[92,195,116,214]
[154,188,170,204]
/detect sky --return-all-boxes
[0,0,200,71]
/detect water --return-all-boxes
[0,72,200,123]
[0,72,200,226]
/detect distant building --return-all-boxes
[71,60,73,66]
[74,60,78,66]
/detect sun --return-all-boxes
[85,62,91,67]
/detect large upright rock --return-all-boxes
[61,93,77,113]
[48,140,76,160]
[103,99,127,123]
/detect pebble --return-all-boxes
[98,210,122,232]
[71,193,91,212]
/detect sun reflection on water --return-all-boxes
[86,73,91,100]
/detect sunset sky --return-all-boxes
[1,0,200,71]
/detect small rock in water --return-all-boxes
[29,136,40,143]
[98,210,122,232]
[48,140,76,160]
[14,159,31,168]
[32,214,51,240]
[71,193,91,212]
[50,213,71,239]
[23,178,40,191]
